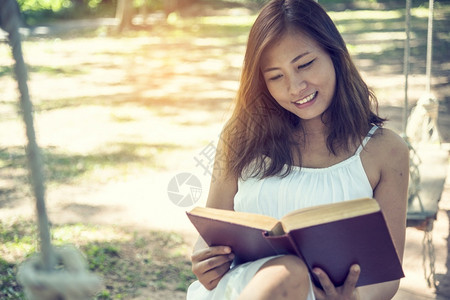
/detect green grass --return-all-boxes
[0,221,196,299]
[0,64,88,78]
[0,142,179,186]
[0,258,25,299]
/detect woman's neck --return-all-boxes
[299,118,329,140]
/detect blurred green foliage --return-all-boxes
[14,0,450,27]
[17,0,118,24]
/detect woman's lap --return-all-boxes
[186,255,316,300]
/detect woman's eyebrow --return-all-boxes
[290,51,311,64]
[263,51,311,73]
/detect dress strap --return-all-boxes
[354,125,379,155]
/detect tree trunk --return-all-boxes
[116,0,133,32]
[164,0,178,18]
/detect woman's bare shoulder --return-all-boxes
[370,127,409,165]
[372,127,408,147]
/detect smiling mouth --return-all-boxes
[294,92,317,105]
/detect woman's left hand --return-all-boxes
[312,264,361,300]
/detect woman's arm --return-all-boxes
[203,138,237,210]
[358,128,409,299]
[313,129,409,300]
[190,138,238,290]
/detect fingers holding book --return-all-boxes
[312,264,361,300]
[191,246,235,290]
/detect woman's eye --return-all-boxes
[298,59,315,69]
[269,74,283,81]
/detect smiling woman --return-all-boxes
[222,0,385,179]
[187,0,409,299]
[260,30,336,122]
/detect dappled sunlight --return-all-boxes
[174,58,227,74]
[353,31,407,43]
[330,9,403,21]
[330,7,430,21]
[197,15,256,26]
[1,3,448,204]
[1,0,449,245]
[191,36,239,47]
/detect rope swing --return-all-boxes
[402,0,447,290]
[0,0,101,298]
[405,0,440,146]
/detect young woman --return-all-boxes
[188,0,409,299]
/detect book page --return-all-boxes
[189,207,280,232]
[280,198,380,232]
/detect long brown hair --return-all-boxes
[222,0,384,179]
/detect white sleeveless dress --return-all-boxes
[186,126,378,300]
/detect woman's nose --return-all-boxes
[289,75,307,98]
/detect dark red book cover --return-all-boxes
[186,208,404,287]
[186,212,291,264]
[287,212,404,287]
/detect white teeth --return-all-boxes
[295,92,316,105]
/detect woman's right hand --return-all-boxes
[191,245,235,290]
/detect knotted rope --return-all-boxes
[402,0,441,290]
[406,93,441,146]
[1,0,101,298]
[17,246,102,300]
[402,0,441,214]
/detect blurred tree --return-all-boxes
[163,0,198,17]
[114,0,200,31]
[116,0,133,31]
[17,0,116,24]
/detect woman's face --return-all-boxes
[261,30,336,122]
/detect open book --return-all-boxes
[186,198,404,287]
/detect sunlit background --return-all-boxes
[0,0,449,298]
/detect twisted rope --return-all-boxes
[402,0,439,289]
[425,0,434,94]
[0,0,55,272]
[1,1,101,298]
[403,0,411,134]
